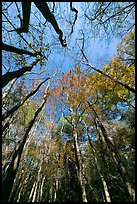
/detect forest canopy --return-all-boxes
[2,2,135,202]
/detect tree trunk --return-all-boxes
[40,176,46,202]
[97,120,135,201]
[89,105,135,202]
[28,181,36,202]
[32,164,42,202]
[2,77,50,121]
[2,78,17,99]
[54,179,59,202]
[16,2,31,33]
[86,125,111,202]
[16,182,24,202]
[2,58,40,88]
[70,107,88,202]
[2,99,47,202]
[34,2,67,47]
[49,185,54,202]
[32,181,39,202]
[9,175,23,202]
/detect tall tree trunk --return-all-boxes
[70,107,88,202]
[73,131,87,202]
[2,78,18,99]
[2,77,50,121]
[40,176,46,202]
[53,179,59,202]
[100,175,111,202]
[86,125,111,202]
[32,181,39,202]
[49,184,54,202]
[16,182,24,202]
[28,181,36,202]
[96,119,135,201]
[88,104,135,202]
[9,175,23,202]
[2,99,47,202]
[32,164,42,202]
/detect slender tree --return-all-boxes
[2,93,48,202]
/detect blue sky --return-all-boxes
[43,2,120,74]
[2,2,125,92]
[2,2,123,113]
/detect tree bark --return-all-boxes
[28,181,36,202]
[96,119,135,201]
[40,176,46,202]
[34,2,67,47]
[32,181,38,202]
[32,164,42,202]
[16,2,67,47]
[16,183,23,202]
[53,179,59,202]
[9,175,23,202]
[2,78,18,99]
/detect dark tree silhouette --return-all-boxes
[16,2,67,47]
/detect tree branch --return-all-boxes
[2,42,39,57]
[2,98,47,202]
[2,77,50,121]
[70,2,78,35]
[81,49,135,93]
[2,59,40,88]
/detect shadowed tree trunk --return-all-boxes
[2,77,50,121]
[88,102,135,202]
[85,125,111,202]
[97,119,135,202]
[70,107,88,202]
[2,58,40,88]
[16,2,67,47]
[2,97,47,202]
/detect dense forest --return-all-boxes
[2,2,135,202]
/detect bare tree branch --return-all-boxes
[69,2,78,35]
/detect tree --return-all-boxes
[2,2,135,202]
[83,2,135,39]
[2,77,50,120]
[2,42,41,57]
[2,94,48,202]
[16,2,67,47]
[48,56,135,201]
